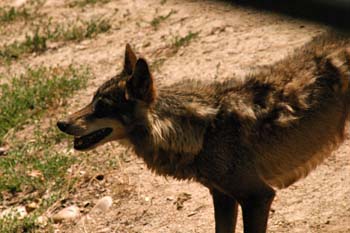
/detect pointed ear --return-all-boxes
[126,58,156,103]
[123,43,137,75]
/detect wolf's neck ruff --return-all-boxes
[146,108,212,155]
[125,88,219,179]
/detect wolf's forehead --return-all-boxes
[98,79,121,93]
[94,78,126,101]
[99,82,117,94]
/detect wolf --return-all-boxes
[57,34,350,233]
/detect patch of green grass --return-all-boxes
[0,18,111,62]
[0,65,91,144]
[0,212,38,233]
[0,7,30,23]
[68,0,110,8]
[172,31,199,51]
[150,9,176,30]
[0,65,91,232]
[0,126,78,233]
[0,127,75,195]
[51,18,111,42]
[0,0,44,25]
[0,29,47,61]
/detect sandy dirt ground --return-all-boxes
[1,0,349,232]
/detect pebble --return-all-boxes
[13,0,27,7]
[26,202,39,213]
[36,216,48,227]
[91,196,113,213]
[0,206,27,219]
[52,205,80,222]
[0,147,8,156]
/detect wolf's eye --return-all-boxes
[93,98,109,118]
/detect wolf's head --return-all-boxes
[57,44,156,151]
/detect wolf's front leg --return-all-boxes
[239,186,275,233]
[211,188,238,233]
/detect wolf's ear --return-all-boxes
[123,44,137,75]
[126,58,156,103]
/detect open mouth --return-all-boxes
[74,128,112,150]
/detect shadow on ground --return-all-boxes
[219,0,350,30]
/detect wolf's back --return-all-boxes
[249,33,350,189]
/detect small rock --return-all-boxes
[81,40,90,46]
[36,216,48,227]
[26,202,39,213]
[13,0,27,7]
[77,197,114,226]
[75,45,87,50]
[0,147,8,156]
[0,206,27,219]
[91,196,113,213]
[79,170,86,176]
[52,205,80,223]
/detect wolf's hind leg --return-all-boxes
[211,188,238,233]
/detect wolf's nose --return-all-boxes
[57,121,69,132]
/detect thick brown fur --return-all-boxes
[57,33,350,233]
